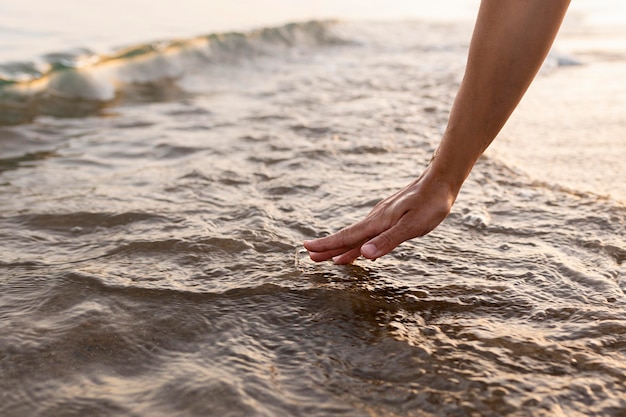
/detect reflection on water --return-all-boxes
[1,20,625,417]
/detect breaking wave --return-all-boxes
[0,20,346,125]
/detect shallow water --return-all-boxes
[1,17,625,417]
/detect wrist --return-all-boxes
[425,149,470,202]
[418,161,461,211]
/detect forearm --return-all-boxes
[430,0,570,194]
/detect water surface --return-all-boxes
[1,9,625,417]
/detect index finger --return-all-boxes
[303,221,374,254]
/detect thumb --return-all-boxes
[360,225,408,260]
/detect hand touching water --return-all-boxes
[304,0,571,263]
[304,167,456,264]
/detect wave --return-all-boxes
[0,20,347,125]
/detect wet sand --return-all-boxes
[489,28,626,203]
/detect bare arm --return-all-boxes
[304,0,571,264]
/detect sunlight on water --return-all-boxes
[575,0,626,27]
[0,1,478,63]
[1,2,625,417]
[1,0,622,61]
[2,0,625,64]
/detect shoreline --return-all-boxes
[488,30,626,204]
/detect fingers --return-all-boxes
[303,207,401,263]
[305,223,405,264]
[308,225,405,264]
[303,221,379,263]
[331,247,362,265]
[303,222,373,254]
[360,229,402,260]
[360,216,421,260]
[307,246,353,262]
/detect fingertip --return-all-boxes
[332,247,362,265]
[332,256,352,265]
[303,239,320,251]
[307,251,327,262]
[360,242,380,259]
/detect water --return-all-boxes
[1,3,625,417]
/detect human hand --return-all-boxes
[303,168,457,264]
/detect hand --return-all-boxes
[303,167,456,264]
[303,0,570,265]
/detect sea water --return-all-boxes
[1,2,625,416]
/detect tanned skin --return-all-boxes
[304,0,571,264]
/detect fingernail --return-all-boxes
[361,243,378,259]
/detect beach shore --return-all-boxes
[488,28,626,203]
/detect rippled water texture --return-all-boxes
[1,21,625,416]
